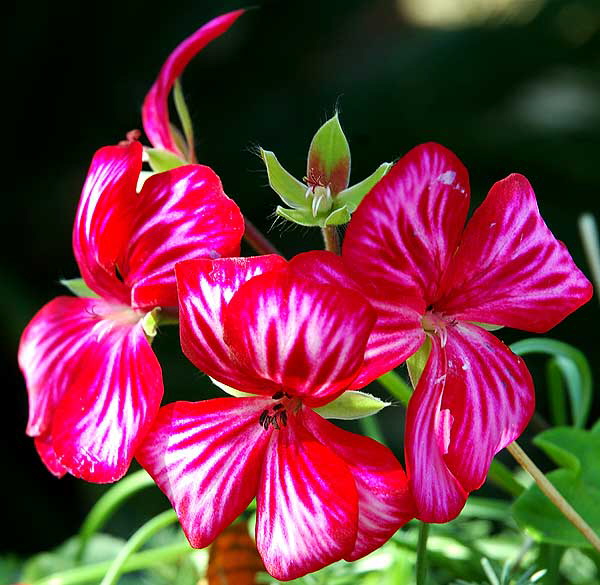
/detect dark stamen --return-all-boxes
[273,403,284,411]
[279,411,288,427]
[271,415,280,430]
[272,391,284,400]
[284,392,292,398]
[259,410,269,427]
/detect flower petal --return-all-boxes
[176,256,287,393]
[256,413,358,580]
[136,397,272,548]
[72,142,141,303]
[437,174,593,332]
[289,251,425,388]
[142,10,245,157]
[34,435,67,478]
[343,142,470,304]
[303,409,415,560]
[224,270,376,406]
[123,165,244,310]
[50,316,163,483]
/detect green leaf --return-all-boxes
[337,162,392,212]
[314,390,390,420]
[307,113,351,194]
[146,148,187,173]
[512,424,600,548]
[173,78,194,158]
[260,148,308,208]
[406,338,431,388]
[60,278,99,298]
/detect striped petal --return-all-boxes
[289,251,425,388]
[303,409,415,560]
[256,413,358,580]
[437,174,593,332]
[123,164,244,311]
[72,142,140,303]
[176,256,287,394]
[343,142,470,305]
[142,10,245,157]
[34,435,67,478]
[224,270,376,406]
[136,397,272,548]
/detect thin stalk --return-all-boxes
[415,522,430,585]
[578,213,600,301]
[377,370,413,407]
[99,509,179,585]
[321,225,341,254]
[34,541,192,585]
[76,469,155,562]
[507,441,600,552]
[244,217,282,256]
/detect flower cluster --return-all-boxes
[18,9,593,582]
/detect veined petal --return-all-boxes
[224,270,376,406]
[50,317,163,483]
[343,142,470,305]
[303,409,415,560]
[136,397,272,548]
[72,142,141,303]
[256,413,358,580]
[441,324,534,493]
[176,256,287,393]
[289,251,425,388]
[437,174,593,332]
[123,165,244,310]
[142,10,245,157]
[34,435,67,478]
[405,337,467,522]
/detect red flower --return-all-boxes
[291,143,593,522]
[136,256,415,580]
[18,141,244,482]
[142,10,244,159]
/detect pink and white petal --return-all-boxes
[224,270,376,406]
[136,397,272,548]
[34,435,67,478]
[256,416,358,580]
[176,256,287,393]
[123,164,244,310]
[18,296,124,437]
[50,318,163,483]
[303,409,415,560]
[437,174,593,332]
[72,142,141,303]
[142,10,245,156]
[343,142,470,304]
[440,324,534,493]
[288,251,426,387]
[405,337,468,523]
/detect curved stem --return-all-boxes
[507,441,600,552]
[244,217,282,256]
[76,469,155,562]
[321,225,341,254]
[100,510,179,585]
[377,370,412,407]
[415,522,430,585]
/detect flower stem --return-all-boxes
[321,225,341,254]
[507,441,600,552]
[578,213,600,302]
[377,370,413,407]
[99,509,179,585]
[415,522,430,585]
[244,217,282,256]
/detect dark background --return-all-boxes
[4,0,600,558]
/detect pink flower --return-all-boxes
[291,143,593,522]
[142,10,244,160]
[136,255,416,580]
[18,141,244,482]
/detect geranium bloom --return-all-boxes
[291,143,593,522]
[137,255,416,580]
[18,140,244,482]
[142,9,244,160]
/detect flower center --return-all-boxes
[258,391,301,431]
[421,308,456,347]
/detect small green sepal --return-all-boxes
[314,390,390,420]
[261,149,308,208]
[60,278,99,298]
[141,308,161,341]
[337,162,392,212]
[407,338,432,388]
[210,377,255,398]
[146,148,187,173]
[173,78,195,159]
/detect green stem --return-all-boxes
[359,415,386,445]
[244,217,282,256]
[76,469,155,562]
[100,509,179,585]
[34,541,192,585]
[415,522,430,585]
[487,459,524,497]
[507,441,600,552]
[321,225,341,254]
[377,370,412,406]
[578,213,600,301]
